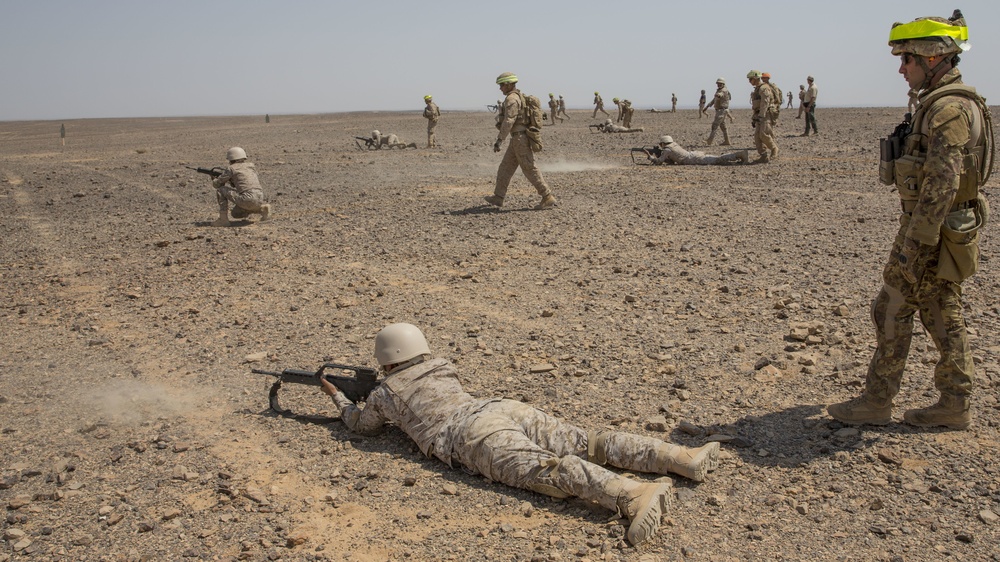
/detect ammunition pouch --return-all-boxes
[525,126,543,152]
[894,153,925,210]
[937,193,988,283]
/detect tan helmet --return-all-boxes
[374,323,431,367]
[746,70,762,79]
[612,97,620,103]
[889,9,969,57]
[496,72,518,85]
[604,118,613,125]
[371,130,380,138]
[716,77,726,85]
[659,135,674,145]
[226,147,247,161]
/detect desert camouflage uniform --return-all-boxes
[621,101,635,128]
[671,94,677,112]
[796,86,806,118]
[599,121,643,133]
[331,358,688,512]
[548,96,563,124]
[372,132,414,149]
[698,92,707,117]
[423,101,441,147]
[593,93,610,118]
[786,90,794,108]
[213,161,264,216]
[493,89,551,200]
[864,67,987,406]
[705,86,731,145]
[557,96,570,120]
[752,82,779,159]
[650,142,743,165]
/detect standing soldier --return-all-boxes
[423,95,440,148]
[557,94,571,120]
[547,93,564,124]
[593,91,610,118]
[698,90,707,118]
[796,85,807,118]
[828,10,992,430]
[705,78,731,146]
[907,87,919,114]
[749,70,779,162]
[621,99,636,128]
[802,76,819,136]
[671,93,678,112]
[485,72,556,210]
[786,90,794,109]
[612,97,623,122]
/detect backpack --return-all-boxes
[769,83,782,116]
[521,93,544,152]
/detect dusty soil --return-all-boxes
[1,106,999,562]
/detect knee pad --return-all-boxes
[587,431,612,465]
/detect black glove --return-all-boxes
[493,140,502,153]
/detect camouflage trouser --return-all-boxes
[494,132,550,199]
[754,118,777,157]
[557,108,570,120]
[549,108,562,123]
[427,119,437,147]
[216,186,263,215]
[623,112,633,128]
[698,103,705,117]
[707,110,728,143]
[864,238,974,403]
[450,399,674,510]
[593,103,609,118]
[796,102,805,119]
[680,152,741,165]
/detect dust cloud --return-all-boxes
[539,158,615,173]
[82,379,200,424]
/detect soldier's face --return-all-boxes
[499,83,515,95]
[898,53,925,89]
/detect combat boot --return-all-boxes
[654,442,720,482]
[211,203,230,227]
[903,394,971,430]
[535,193,557,210]
[719,130,731,146]
[827,394,892,425]
[484,195,504,207]
[259,203,272,221]
[705,135,715,146]
[770,147,779,159]
[738,150,750,163]
[617,480,673,546]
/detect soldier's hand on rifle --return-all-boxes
[318,375,338,398]
[493,140,502,153]
[898,237,923,284]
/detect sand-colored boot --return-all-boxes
[903,394,971,430]
[617,480,673,546]
[738,149,750,163]
[827,394,892,425]
[484,195,504,208]
[535,193,557,210]
[259,203,271,221]
[719,129,731,146]
[655,442,720,482]
[211,203,230,227]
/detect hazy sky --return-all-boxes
[2,0,997,121]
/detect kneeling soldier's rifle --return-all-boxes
[252,363,381,422]
[630,146,662,164]
[186,166,226,178]
[354,136,377,150]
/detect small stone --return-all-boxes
[441,483,459,496]
[162,508,182,521]
[979,509,999,525]
[955,532,974,544]
[833,427,860,438]
[244,351,268,363]
[795,504,809,515]
[4,529,26,540]
[137,521,155,533]
[12,538,31,552]
[72,535,94,546]
[644,415,669,432]
[529,363,555,373]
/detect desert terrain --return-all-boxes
[1,105,998,562]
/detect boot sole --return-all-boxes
[902,411,971,430]
[626,482,672,546]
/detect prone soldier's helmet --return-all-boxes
[496,72,518,85]
[604,118,613,125]
[226,147,247,162]
[659,135,674,145]
[889,9,969,57]
[746,70,762,79]
[374,323,431,367]
[371,130,380,139]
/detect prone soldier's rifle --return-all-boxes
[251,363,382,422]
[185,166,225,178]
[588,123,605,134]
[354,136,377,150]
[630,146,662,164]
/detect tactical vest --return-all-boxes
[895,83,993,214]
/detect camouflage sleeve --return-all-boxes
[331,387,389,436]
[906,99,972,245]
[212,166,235,188]
[497,93,519,143]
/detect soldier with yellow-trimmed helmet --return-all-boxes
[592,91,610,119]
[828,8,994,431]
[422,94,440,148]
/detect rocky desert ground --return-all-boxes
[1,105,999,562]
